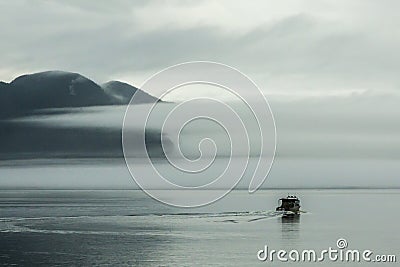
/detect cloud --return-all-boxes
[271,92,400,158]
[7,90,398,159]
[0,0,399,97]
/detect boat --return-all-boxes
[276,195,301,216]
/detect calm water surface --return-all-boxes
[0,189,399,266]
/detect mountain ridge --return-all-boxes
[0,70,160,118]
[101,80,160,104]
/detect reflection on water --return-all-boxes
[280,215,300,240]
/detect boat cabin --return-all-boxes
[276,195,301,214]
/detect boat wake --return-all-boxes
[214,210,287,223]
[0,210,298,234]
[128,210,289,223]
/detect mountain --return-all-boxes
[102,81,159,104]
[8,71,110,109]
[0,71,161,118]
[0,71,167,159]
[0,120,170,160]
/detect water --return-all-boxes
[0,189,399,266]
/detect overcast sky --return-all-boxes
[0,1,399,188]
[1,0,400,98]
